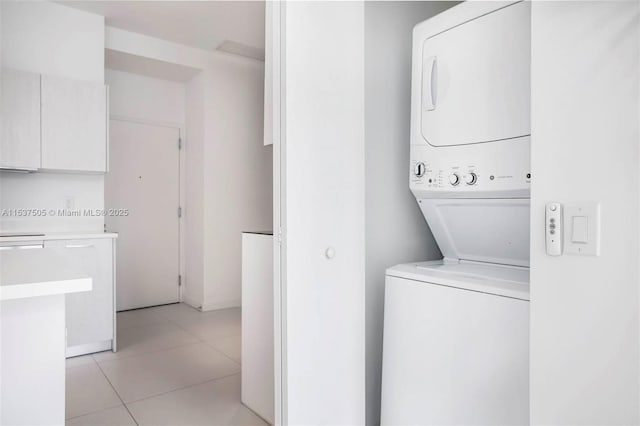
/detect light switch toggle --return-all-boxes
[571,216,588,243]
[564,202,600,256]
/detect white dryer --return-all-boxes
[381,1,531,425]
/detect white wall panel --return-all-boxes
[530,2,640,423]
[281,2,365,424]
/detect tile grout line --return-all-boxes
[74,304,240,423]
[92,339,201,364]
[155,308,243,366]
[93,358,140,426]
[152,308,245,397]
[169,322,242,366]
[199,337,242,366]
[123,372,242,406]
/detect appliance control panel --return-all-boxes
[409,138,531,199]
[411,161,490,189]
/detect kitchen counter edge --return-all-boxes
[0,232,118,243]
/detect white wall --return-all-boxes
[1,1,103,82]
[105,69,185,124]
[364,4,456,424]
[530,2,640,424]
[202,58,272,310]
[184,72,206,308]
[0,1,105,233]
[280,2,365,424]
[0,173,105,232]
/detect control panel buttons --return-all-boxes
[414,162,426,178]
[464,172,477,185]
[449,173,460,186]
[546,202,563,256]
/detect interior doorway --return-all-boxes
[105,118,181,311]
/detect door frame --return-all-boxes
[272,1,286,424]
[108,115,185,305]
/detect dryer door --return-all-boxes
[420,1,530,147]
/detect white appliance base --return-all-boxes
[381,264,529,425]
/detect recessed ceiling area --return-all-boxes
[58,1,265,57]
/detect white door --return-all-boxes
[276,2,366,424]
[105,119,180,311]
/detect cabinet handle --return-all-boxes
[0,244,44,250]
[0,167,38,173]
[65,244,94,249]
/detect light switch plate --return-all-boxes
[563,202,600,256]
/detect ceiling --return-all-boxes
[58,1,265,55]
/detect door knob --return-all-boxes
[325,247,335,259]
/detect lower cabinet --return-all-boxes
[44,238,116,357]
[241,232,274,425]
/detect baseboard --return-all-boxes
[200,298,241,312]
[66,340,112,358]
[182,294,204,310]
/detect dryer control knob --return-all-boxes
[449,173,460,186]
[464,172,477,185]
[414,162,426,178]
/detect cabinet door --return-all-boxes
[45,238,114,348]
[1,69,41,170]
[41,75,107,172]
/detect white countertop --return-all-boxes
[0,231,118,243]
[0,248,92,301]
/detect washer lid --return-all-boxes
[386,260,529,301]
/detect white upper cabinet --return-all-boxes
[41,75,107,172]
[1,69,41,170]
[420,1,530,147]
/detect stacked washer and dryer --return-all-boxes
[381,2,531,425]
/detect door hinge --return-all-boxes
[178,138,182,150]
[178,275,182,286]
[178,206,182,218]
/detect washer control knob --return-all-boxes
[449,173,460,186]
[414,162,426,178]
[464,172,477,185]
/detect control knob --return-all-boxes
[464,172,477,185]
[449,173,460,186]
[414,162,426,178]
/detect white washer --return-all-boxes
[381,1,531,424]
[381,261,529,425]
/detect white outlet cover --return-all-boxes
[563,202,600,256]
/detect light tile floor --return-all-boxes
[65,303,267,426]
